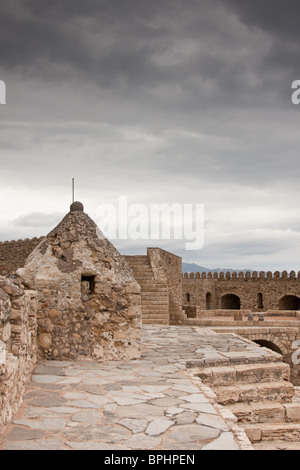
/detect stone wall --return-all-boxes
[147,248,186,324]
[0,237,43,276]
[0,276,37,431]
[183,270,300,311]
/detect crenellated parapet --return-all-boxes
[0,237,43,275]
[182,270,300,280]
[182,268,300,312]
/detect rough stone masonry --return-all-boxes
[16,201,142,362]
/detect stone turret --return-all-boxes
[17,202,141,361]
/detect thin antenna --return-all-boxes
[72,178,75,203]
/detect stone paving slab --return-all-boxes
[0,325,268,450]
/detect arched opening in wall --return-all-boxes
[206,292,212,310]
[278,295,300,310]
[186,293,190,302]
[220,294,241,310]
[253,339,283,356]
[257,292,264,309]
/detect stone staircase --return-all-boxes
[192,360,300,450]
[124,255,169,325]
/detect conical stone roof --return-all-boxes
[17,202,141,361]
[19,201,136,287]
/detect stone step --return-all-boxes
[142,296,169,302]
[228,401,285,423]
[142,313,169,319]
[142,306,168,312]
[131,269,154,273]
[128,268,153,273]
[242,422,300,442]
[130,275,155,280]
[142,309,168,314]
[125,255,170,325]
[129,264,152,269]
[124,256,148,262]
[195,362,290,387]
[142,318,169,324]
[213,381,294,405]
[129,266,153,270]
[252,439,300,450]
[141,288,168,293]
[227,401,300,424]
[142,295,168,301]
[141,286,168,291]
[143,312,169,318]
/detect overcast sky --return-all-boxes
[0,0,300,272]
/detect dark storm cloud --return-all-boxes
[223,0,300,80]
[223,0,300,38]
[0,0,292,110]
[1,0,300,270]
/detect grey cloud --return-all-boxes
[0,0,300,271]
[223,0,300,39]
[0,0,290,111]
[13,212,63,228]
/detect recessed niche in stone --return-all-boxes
[81,275,95,294]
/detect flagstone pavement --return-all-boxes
[0,325,268,450]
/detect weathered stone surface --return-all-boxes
[0,340,6,365]
[2,439,66,450]
[166,423,220,443]
[119,417,149,434]
[0,279,37,431]
[202,432,239,450]
[196,413,229,431]
[145,418,174,436]
[1,325,256,451]
[124,434,161,450]
[71,410,101,425]
[284,403,300,421]
[6,426,47,441]
[16,205,142,362]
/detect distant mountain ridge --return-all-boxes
[182,262,254,274]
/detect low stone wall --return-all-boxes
[183,307,252,318]
[0,276,37,431]
[147,248,186,324]
[211,325,300,386]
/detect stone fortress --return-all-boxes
[1,201,300,450]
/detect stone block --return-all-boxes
[127,305,141,317]
[38,333,52,349]
[284,403,300,422]
[0,340,6,365]
[1,323,11,342]
[125,282,141,294]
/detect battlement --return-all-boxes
[183,270,300,280]
[0,236,43,275]
[0,237,41,245]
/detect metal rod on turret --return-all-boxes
[72,178,75,203]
